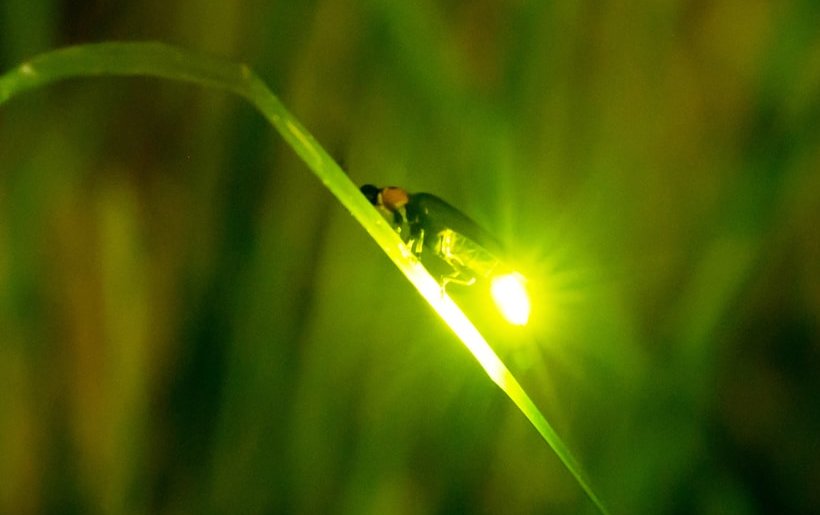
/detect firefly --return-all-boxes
[361,184,530,325]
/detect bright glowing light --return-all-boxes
[491,273,531,326]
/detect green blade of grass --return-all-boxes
[0,42,610,514]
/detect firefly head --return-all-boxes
[360,184,381,206]
[360,184,410,213]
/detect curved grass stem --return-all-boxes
[0,42,609,515]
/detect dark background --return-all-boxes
[1,1,818,513]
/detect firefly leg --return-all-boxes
[393,207,412,239]
[407,228,425,256]
[438,269,475,299]
[441,268,476,288]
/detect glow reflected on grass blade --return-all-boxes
[410,262,505,383]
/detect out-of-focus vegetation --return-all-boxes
[1,1,818,514]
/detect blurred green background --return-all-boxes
[1,1,819,513]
